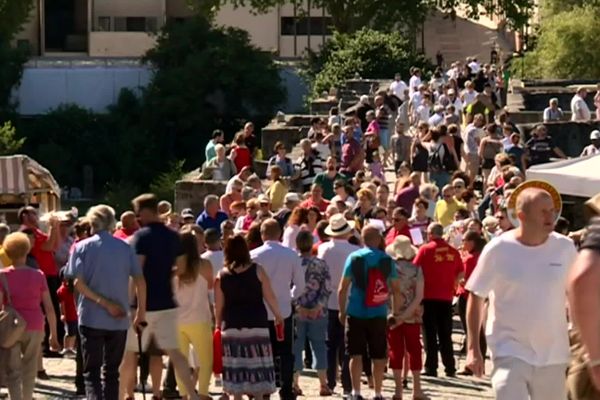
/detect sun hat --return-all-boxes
[385,235,418,260]
[324,213,355,237]
[284,193,301,204]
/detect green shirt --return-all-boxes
[205,140,216,162]
[313,172,345,200]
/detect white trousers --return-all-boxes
[491,357,567,400]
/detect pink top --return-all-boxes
[366,120,380,134]
[0,267,49,331]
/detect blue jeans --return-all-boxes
[430,171,450,190]
[79,326,127,400]
[293,315,328,371]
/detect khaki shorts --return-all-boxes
[125,309,179,353]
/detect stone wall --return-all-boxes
[174,180,227,214]
[260,125,306,157]
[518,87,597,112]
[517,121,599,157]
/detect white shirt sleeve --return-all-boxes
[291,256,306,300]
[465,243,499,298]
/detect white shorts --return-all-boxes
[125,309,179,352]
[491,357,567,400]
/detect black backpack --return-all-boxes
[428,143,456,172]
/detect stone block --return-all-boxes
[261,125,304,156]
[174,180,227,214]
[516,121,600,157]
[519,87,597,111]
[509,110,572,124]
[310,99,338,114]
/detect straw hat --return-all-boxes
[386,235,418,261]
[324,213,355,237]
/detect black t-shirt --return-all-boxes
[131,222,183,312]
[582,218,600,252]
[526,136,555,166]
[244,134,257,155]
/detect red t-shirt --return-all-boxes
[456,252,480,297]
[413,238,463,301]
[31,228,58,277]
[232,146,252,172]
[300,198,330,213]
[113,228,138,241]
[56,283,77,322]
[385,225,413,246]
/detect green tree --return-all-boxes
[141,16,285,169]
[517,6,600,79]
[306,28,431,96]
[189,0,534,33]
[0,120,25,155]
[0,0,34,41]
[539,0,600,18]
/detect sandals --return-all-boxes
[319,385,333,396]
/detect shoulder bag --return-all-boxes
[0,271,27,348]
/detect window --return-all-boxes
[97,16,111,31]
[281,17,333,36]
[113,17,158,33]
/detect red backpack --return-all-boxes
[351,256,393,307]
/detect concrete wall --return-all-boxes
[214,5,279,53]
[13,4,40,55]
[166,0,194,17]
[174,180,227,214]
[89,32,156,57]
[517,121,600,157]
[519,88,597,112]
[93,0,163,17]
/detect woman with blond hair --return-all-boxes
[173,230,214,400]
[0,232,60,400]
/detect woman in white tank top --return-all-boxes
[174,229,214,400]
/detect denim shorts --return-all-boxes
[380,129,391,150]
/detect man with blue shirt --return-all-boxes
[338,226,401,400]
[205,129,224,161]
[66,205,147,400]
[196,195,228,235]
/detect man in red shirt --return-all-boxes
[385,207,413,246]
[18,206,62,358]
[113,211,139,241]
[413,222,464,377]
[300,184,330,213]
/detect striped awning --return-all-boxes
[0,155,60,197]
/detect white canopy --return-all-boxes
[527,154,600,198]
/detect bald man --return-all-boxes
[338,226,401,400]
[465,188,577,400]
[113,211,139,241]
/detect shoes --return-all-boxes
[75,387,86,396]
[319,385,333,396]
[445,371,457,378]
[372,396,385,400]
[457,368,473,376]
[135,382,154,393]
[402,378,408,389]
[37,370,49,380]
[421,370,437,377]
[161,387,180,399]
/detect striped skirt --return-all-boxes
[222,327,276,395]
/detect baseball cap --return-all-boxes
[591,130,600,140]
[181,208,195,219]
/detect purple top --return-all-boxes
[395,184,420,212]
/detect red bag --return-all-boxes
[213,329,223,374]
[365,268,389,307]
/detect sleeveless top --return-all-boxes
[174,273,211,325]
[233,146,252,171]
[220,263,268,330]
[482,140,502,161]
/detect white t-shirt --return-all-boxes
[462,89,478,107]
[313,142,331,162]
[571,94,591,121]
[409,75,422,96]
[416,104,431,124]
[390,80,408,101]
[201,249,224,279]
[581,144,600,157]
[468,61,481,74]
[466,231,577,366]
[317,239,360,310]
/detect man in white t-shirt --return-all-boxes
[571,87,591,121]
[389,73,408,101]
[317,214,360,395]
[201,228,224,280]
[409,68,422,97]
[581,130,600,156]
[467,57,480,74]
[465,188,577,400]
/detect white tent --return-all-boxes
[527,154,600,198]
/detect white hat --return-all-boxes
[447,88,456,94]
[385,235,418,260]
[591,130,600,140]
[258,194,270,204]
[360,95,370,104]
[324,213,355,237]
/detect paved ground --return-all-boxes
[0,319,493,399]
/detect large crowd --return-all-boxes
[1,57,600,400]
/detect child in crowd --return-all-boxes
[56,270,77,357]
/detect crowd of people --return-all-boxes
[1,56,600,400]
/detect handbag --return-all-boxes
[567,328,600,400]
[0,272,27,349]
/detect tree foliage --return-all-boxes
[516,6,600,79]
[0,120,24,155]
[0,0,34,41]
[305,28,432,96]
[142,16,285,169]
[189,0,534,33]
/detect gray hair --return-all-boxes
[86,205,116,233]
[427,222,444,238]
[204,194,219,208]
